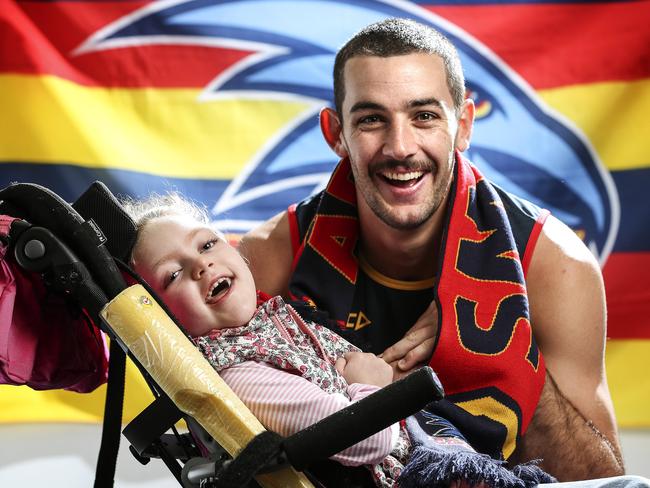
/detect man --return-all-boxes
[240,18,623,481]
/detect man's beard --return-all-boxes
[360,157,452,231]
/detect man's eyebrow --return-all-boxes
[349,98,443,114]
[152,226,203,270]
[409,97,443,109]
[349,101,385,113]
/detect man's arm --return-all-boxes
[512,214,624,480]
[238,210,294,297]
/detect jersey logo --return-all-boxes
[346,311,372,331]
[77,0,617,261]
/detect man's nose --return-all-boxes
[382,121,418,160]
[192,257,213,280]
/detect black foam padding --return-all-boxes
[0,182,127,298]
[214,431,284,488]
[72,181,137,263]
[0,182,85,231]
[283,366,444,471]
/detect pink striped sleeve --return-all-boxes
[219,361,398,466]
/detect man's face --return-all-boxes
[332,53,473,230]
[132,215,258,337]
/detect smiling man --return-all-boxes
[240,18,632,484]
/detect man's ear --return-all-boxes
[320,107,348,158]
[454,98,475,152]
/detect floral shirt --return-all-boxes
[194,296,410,487]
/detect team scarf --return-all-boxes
[289,153,547,460]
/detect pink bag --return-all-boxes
[0,215,108,392]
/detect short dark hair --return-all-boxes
[333,18,465,116]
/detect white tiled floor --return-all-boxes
[620,429,650,477]
[0,424,647,486]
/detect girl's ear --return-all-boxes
[319,107,348,158]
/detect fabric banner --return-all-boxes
[0,0,648,427]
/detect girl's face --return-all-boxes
[132,215,258,337]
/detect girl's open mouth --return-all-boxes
[206,277,232,303]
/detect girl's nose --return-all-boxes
[192,257,213,280]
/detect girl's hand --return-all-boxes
[335,351,393,388]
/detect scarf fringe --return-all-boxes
[397,445,556,488]
[512,460,557,485]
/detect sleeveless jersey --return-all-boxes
[287,154,548,460]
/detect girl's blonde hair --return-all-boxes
[121,192,211,230]
[121,193,226,263]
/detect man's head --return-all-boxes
[322,18,474,232]
[333,18,466,118]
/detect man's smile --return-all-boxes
[379,169,426,188]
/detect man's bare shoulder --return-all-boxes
[239,211,294,296]
[527,214,605,348]
[529,214,602,288]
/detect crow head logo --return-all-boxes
[76,0,618,261]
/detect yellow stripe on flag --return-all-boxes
[605,339,650,428]
[5,75,648,176]
[0,74,310,179]
[539,78,650,171]
[0,356,155,424]
[2,340,648,427]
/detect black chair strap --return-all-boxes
[93,343,126,488]
[212,431,285,488]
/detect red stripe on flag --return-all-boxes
[425,2,650,89]
[2,1,252,87]
[603,252,650,340]
[4,1,649,88]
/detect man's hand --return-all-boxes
[335,352,393,388]
[380,300,438,380]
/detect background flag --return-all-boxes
[1,0,649,429]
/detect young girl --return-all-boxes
[122,193,415,486]
[122,193,553,488]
